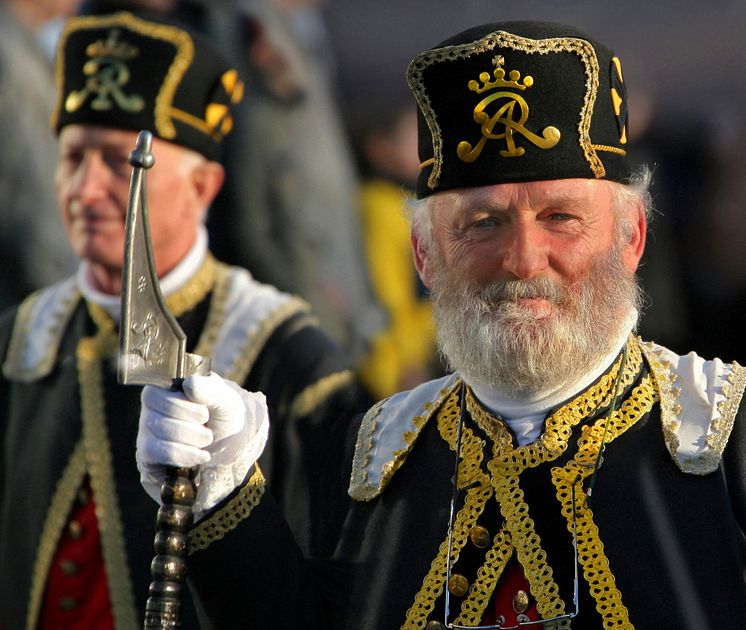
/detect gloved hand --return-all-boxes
[136,372,269,520]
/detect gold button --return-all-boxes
[469,525,491,548]
[67,520,83,539]
[448,573,469,597]
[59,596,77,611]
[512,589,530,614]
[425,622,446,630]
[60,560,79,576]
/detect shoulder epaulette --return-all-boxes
[2,276,80,382]
[199,264,310,383]
[641,340,746,474]
[349,374,458,501]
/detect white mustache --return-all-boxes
[477,277,568,305]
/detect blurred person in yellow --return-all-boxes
[353,99,441,399]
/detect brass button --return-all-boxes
[425,622,446,630]
[67,520,83,539]
[59,596,78,611]
[60,560,79,577]
[448,573,469,597]
[469,525,491,548]
[512,589,530,614]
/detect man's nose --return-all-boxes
[70,153,110,204]
[500,220,549,279]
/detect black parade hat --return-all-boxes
[51,11,244,161]
[407,22,631,198]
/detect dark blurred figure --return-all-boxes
[0,0,80,310]
[213,0,386,361]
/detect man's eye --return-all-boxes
[472,217,498,228]
[105,153,131,174]
[62,151,84,165]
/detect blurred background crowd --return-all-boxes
[3,0,746,401]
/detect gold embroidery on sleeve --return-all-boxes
[288,370,355,419]
[187,466,266,554]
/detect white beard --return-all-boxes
[429,246,641,396]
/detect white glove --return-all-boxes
[136,372,269,520]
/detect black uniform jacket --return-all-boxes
[0,256,366,630]
[186,336,746,630]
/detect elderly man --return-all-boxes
[135,21,746,629]
[0,11,363,630]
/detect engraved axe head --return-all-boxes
[118,130,210,389]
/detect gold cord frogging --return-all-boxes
[402,338,650,628]
[551,372,656,630]
[401,382,494,629]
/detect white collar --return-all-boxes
[77,225,208,320]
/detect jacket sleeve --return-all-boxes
[186,473,344,630]
[185,368,364,630]
[723,399,746,535]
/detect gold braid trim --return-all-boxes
[187,465,266,554]
[349,398,387,494]
[165,253,217,317]
[402,338,644,627]
[193,260,231,359]
[479,338,642,474]
[26,442,88,630]
[453,529,514,625]
[77,308,139,630]
[472,338,642,624]
[477,391,567,623]
[351,381,455,502]
[288,370,355,420]
[639,341,682,465]
[551,372,657,630]
[401,385,494,629]
[713,361,746,460]
[591,143,627,156]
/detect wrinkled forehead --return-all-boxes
[428,178,616,214]
[58,123,140,148]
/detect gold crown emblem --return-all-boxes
[85,29,139,60]
[468,55,533,94]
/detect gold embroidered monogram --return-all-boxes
[457,56,560,162]
[65,29,145,115]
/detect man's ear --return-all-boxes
[190,161,225,210]
[621,202,646,273]
[411,227,433,289]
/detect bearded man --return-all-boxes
[135,21,746,629]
